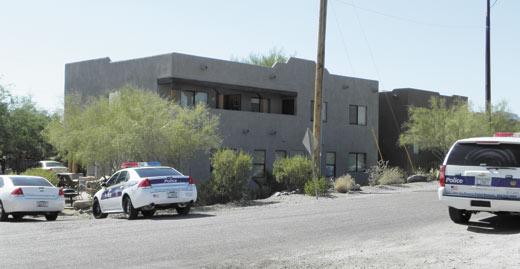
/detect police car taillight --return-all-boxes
[58,188,64,196]
[138,178,151,188]
[439,165,446,187]
[494,132,520,137]
[189,176,195,185]
[11,187,24,196]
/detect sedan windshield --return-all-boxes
[135,168,182,178]
[10,177,53,187]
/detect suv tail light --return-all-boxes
[439,165,446,187]
[58,188,64,196]
[138,178,151,188]
[189,176,195,185]
[11,187,24,196]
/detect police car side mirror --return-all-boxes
[101,180,107,188]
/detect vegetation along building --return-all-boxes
[378,88,467,172]
[65,53,379,185]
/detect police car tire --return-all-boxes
[93,200,108,219]
[176,205,191,215]
[45,213,58,221]
[448,206,471,224]
[124,197,138,220]
[0,201,7,222]
[142,210,155,217]
[12,213,24,220]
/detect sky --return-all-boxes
[1,0,518,115]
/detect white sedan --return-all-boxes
[92,163,197,220]
[38,160,68,173]
[0,175,65,221]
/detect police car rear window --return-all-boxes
[10,177,53,187]
[135,168,182,178]
[447,143,520,167]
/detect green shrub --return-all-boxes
[21,168,60,186]
[379,167,405,185]
[195,179,219,206]
[210,149,252,203]
[334,174,356,193]
[304,177,329,196]
[427,167,440,182]
[273,155,313,191]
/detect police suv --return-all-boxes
[438,132,520,223]
[92,162,197,220]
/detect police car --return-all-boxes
[92,162,197,220]
[438,132,520,223]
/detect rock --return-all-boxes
[73,200,91,210]
[407,174,428,183]
[272,192,281,197]
[350,184,361,191]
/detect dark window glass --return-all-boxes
[106,172,120,186]
[348,153,366,172]
[253,150,266,178]
[349,105,367,125]
[282,99,295,115]
[195,92,208,105]
[181,91,195,107]
[10,177,53,187]
[44,161,63,167]
[224,95,241,110]
[447,143,520,167]
[116,171,129,184]
[326,152,336,178]
[135,168,182,178]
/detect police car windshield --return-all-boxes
[447,143,520,167]
[10,177,53,187]
[135,168,182,178]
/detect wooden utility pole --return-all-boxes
[313,0,328,172]
[485,0,491,115]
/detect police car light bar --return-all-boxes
[121,162,161,168]
[494,132,520,137]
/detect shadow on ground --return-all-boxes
[466,214,520,235]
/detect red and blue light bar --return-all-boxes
[121,162,162,168]
[494,132,520,137]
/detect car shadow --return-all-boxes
[148,213,215,221]
[466,214,520,234]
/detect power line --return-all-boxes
[334,0,484,29]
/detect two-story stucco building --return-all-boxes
[65,52,379,185]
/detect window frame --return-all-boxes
[349,105,367,126]
[348,152,367,172]
[252,150,266,178]
[310,101,327,122]
[180,90,208,107]
[326,152,336,178]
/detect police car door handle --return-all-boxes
[455,173,461,176]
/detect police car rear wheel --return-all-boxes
[0,201,7,222]
[448,206,471,223]
[45,213,58,221]
[141,210,155,217]
[93,200,107,219]
[124,197,138,220]
[176,205,191,215]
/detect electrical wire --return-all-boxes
[491,0,498,8]
[335,0,484,29]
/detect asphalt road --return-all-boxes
[2,186,520,268]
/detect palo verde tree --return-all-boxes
[44,85,222,174]
[400,96,519,161]
[231,47,294,67]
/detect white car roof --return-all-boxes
[457,136,520,144]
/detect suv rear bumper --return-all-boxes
[439,187,520,213]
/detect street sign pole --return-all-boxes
[303,128,319,199]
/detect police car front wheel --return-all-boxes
[92,199,107,219]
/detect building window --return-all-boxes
[253,150,266,178]
[275,150,287,162]
[251,98,270,113]
[349,105,367,125]
[413,144,420,155]
[310,101,327,122]
[224,94,241,110]
[348,152,366,172]
[282,99,295,115]
[181,91,208,107]
[326,152,336,178]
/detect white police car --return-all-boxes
[439,132,520,223]
[92,162,197,220]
